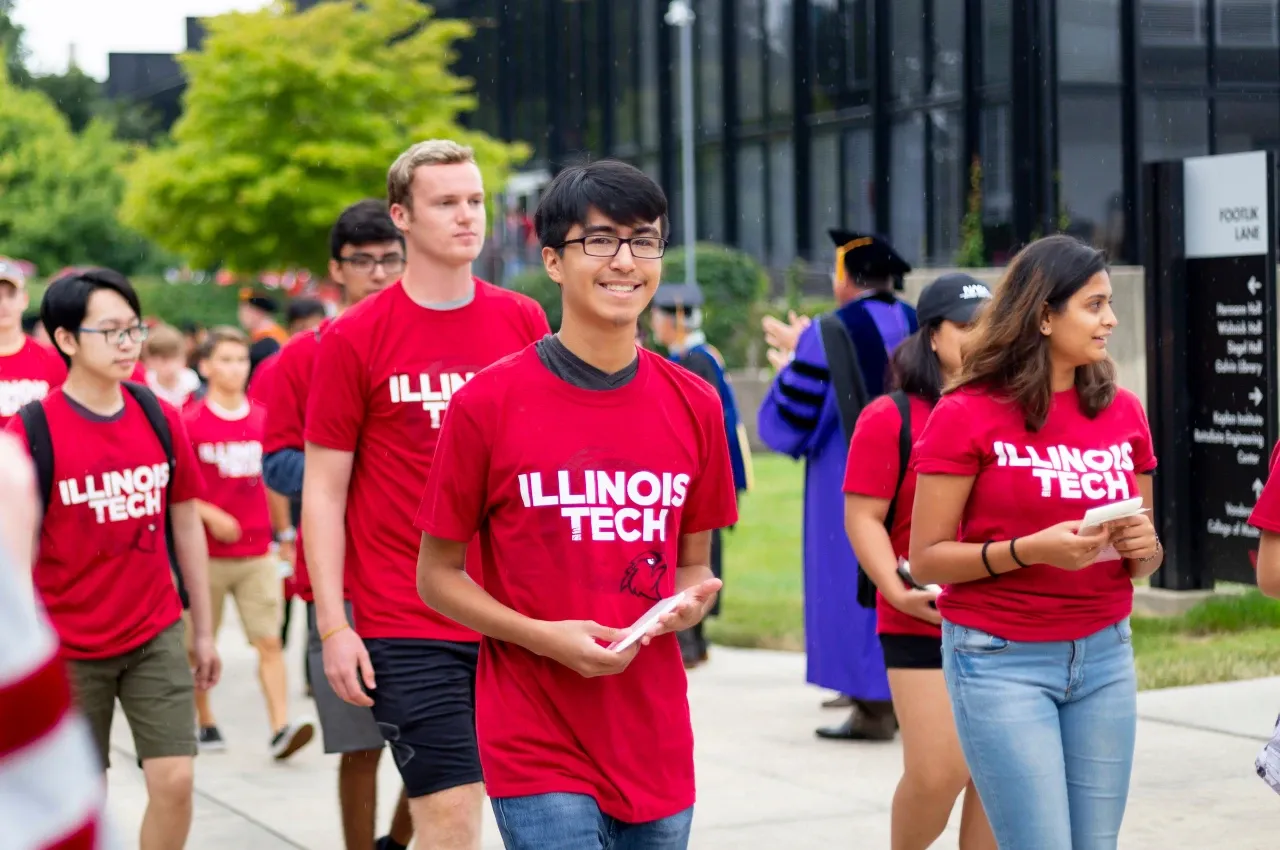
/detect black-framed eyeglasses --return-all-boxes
[339,253,407,274]
[79,324,149,346]
[559,235,667,259]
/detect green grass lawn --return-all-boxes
[709,453,1280,690]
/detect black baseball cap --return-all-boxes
[915,273,992,326]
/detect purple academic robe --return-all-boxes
[757,294,916,700]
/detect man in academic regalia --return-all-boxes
[650,282,753,668]
[757,231,917,740]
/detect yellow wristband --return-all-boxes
[320,624,350,642]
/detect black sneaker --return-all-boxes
[270,718,316,761]
[197,726,226,752]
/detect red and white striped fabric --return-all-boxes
[0,550,117,850]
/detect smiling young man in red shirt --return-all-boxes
[415,159,738,850]
[262,199,414,850]
[6,268,220,850]
[304,141,549,849]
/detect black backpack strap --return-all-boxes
[855,390,913,610]
[817,312,871,449]
[123,383,189,610]
[18,401,54,514]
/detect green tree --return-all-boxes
[29,65,101,133]
[955,156,986,268]
[0,57,158,275]
[0,0,30,86]
[122,0,528,274]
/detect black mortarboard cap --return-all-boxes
[828,229,912,285]
[651,281,704,312]
[239,287,279,314]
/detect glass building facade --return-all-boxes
[447,0,1280,270]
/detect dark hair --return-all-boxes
[889,324,945,403]
[329,199,404,261]
[21,313,40,335]
[286,296,328,327]
[534,159,669,249]
[952,234,1116,431]
[41,268,142,365]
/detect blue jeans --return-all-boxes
[942,618,1137,850]
[492,793,693,850]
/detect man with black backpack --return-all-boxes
[6,268,220,850]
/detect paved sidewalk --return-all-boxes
[104,609,1280,848]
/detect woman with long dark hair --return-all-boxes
[843,274,995,849]
[909,235,1162,849]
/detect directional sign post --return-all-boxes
[1145,150,1279,589]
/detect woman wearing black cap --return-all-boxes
[842,274,995,850]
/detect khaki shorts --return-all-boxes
[66,620,196,769]
[205,553,283,644]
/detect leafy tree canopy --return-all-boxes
[121,0,529,274]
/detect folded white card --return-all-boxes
[606,591,688,653]
[1080,497,1148,563]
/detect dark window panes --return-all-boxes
[1138,0,1207,85]
[1141,96,1209,161]
[769,138,797,264]
[1058,93,1127,260]
[612,1,637,147]
[890,113,926,265]
[765,0,793,117]
[697,0,723,132]
[892,0,925,103]
[982,0,1012,87]
[1216,96,1280,154]
[980,104,1015,261]
[698,147,726,242]
[810,132,842,256]
[932,0,965,96]
[457,1,500,137]
[511,2,548,161]
[844,127,875,232]
[580,1,605,155]
[1146,97,1203,161]
[738,0,766,124]
[929,107,965,264]
[1059,0,1121,83]
[738,144,768,260]
[640,0,661,148]
[810,0,869,112]
[1216,0,1280,83]
[642,157,661,185]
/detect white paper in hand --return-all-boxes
[1079,497,1147,563]
[606,591,688,653]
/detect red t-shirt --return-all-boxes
[246,351,279,407]
[0,338,67,427]
[184,400,272,559]
[128,361,147,384]
[5,389,204,660]
[912,386,1157,642]
[415,346,739,824]
[842,393,940,638]
[263,325,325,601]
[1250,443,1280,537]
[306,280,549,641]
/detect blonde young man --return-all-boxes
[304,141,550,848]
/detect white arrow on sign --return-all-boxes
[1255,479,1265,498]
[1248,276,1262,295]
[1250,387,1264,406]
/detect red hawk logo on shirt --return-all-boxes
[621,550,668,601]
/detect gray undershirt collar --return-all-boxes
[535,334,638,391]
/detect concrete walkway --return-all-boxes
[104,609,1280,848]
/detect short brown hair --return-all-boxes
[142,323,184,359]
[951,234,1116,431]
[202,325,249,357]
[387,140,476,210]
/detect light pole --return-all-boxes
[665,0,697,290]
